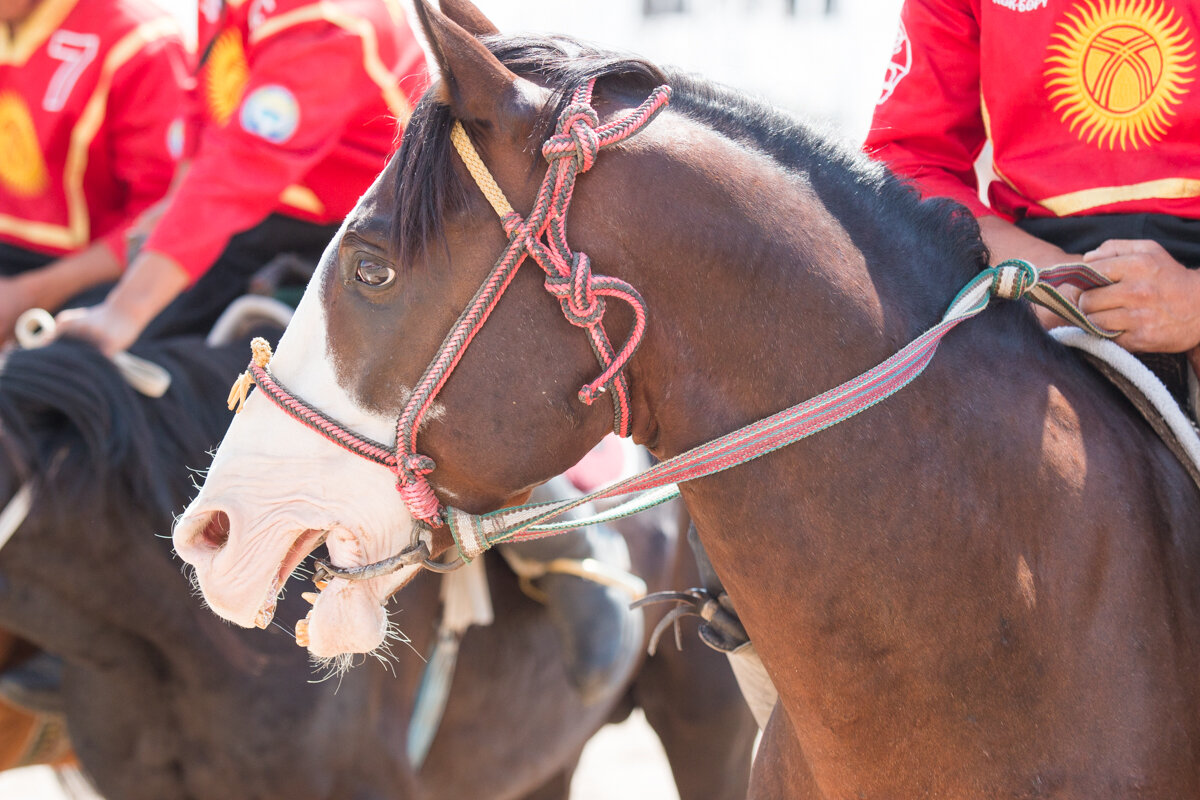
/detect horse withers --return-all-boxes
[175,0,1200,796]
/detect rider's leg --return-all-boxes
[498,475,643,706]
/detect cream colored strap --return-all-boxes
[14,309,172,398]
[449,121,516,220]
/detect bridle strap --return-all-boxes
[228,81,673,527]
[390,80,672,524]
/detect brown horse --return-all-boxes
[1,336,753,799]
[175,0,1200,796]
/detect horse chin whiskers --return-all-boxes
[308,652,357,684]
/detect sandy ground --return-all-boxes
[0,709,687,799]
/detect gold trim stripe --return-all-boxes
[0,17,179,251]
[1039,177,1200,215]
[249,1,413,123]
[279,184,326,215]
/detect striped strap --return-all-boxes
[1025,262,1117,339]
[446,259,1110,560]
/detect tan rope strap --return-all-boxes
[503,549,648,601]
[450,121,515,220]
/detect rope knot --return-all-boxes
[544,252,606,327]
[991,259,1038,301]
[544,103,602,172]
[501,212,524,240]
[227,338,276,413]
[393,453,442,524]
[398,453,436,480]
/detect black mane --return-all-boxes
[0,338,246,524]
[391,33,988,299]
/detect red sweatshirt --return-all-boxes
[865,0,1200,221]
[0,0,187,262]
[145,0,428,282]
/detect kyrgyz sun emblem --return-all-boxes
[1045,0,1196,149]
[0,92,49,197]
[205,28,250,126]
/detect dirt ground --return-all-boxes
[0,709,685,799]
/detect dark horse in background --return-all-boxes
[0,334,753,799]
[174,0,1200,796]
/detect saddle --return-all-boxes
[1051,327,1200,491]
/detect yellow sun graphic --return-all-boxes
[0,92,49,197]
[205,28,250,126]
[1045,0,1196,149]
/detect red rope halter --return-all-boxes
[238,81,672,527]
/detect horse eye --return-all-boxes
[355,259,395,288]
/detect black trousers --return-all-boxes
[1018,213,1200,404]
[1,213,341,343]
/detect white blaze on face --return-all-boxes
[175,232,419,658]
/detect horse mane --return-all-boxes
[391,33,988,299]
[0,338,245,524]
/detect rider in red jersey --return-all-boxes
[55,0,428,345]
[0,0,187,340]
[866,0,1200,401]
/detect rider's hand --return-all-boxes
[54,301,146,356]
[54,250,190,357]
[1079,239,1200,354]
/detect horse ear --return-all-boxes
[439,0,499,37]
[406,0,525,125]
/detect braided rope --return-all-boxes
[388,80,671,523]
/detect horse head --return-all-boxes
[173,0,698,658]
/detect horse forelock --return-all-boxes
[388,32,987,294]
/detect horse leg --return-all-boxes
[633,516,757,800]
[748,707,824,800]
[636,626,757,800]
[517,761,578,800]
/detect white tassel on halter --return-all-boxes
[227,337,274,413]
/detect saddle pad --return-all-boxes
[1051,327,1200,491]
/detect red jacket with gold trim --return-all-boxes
[145,0,428,282]
[0,0,187,261]
[865,0,1200,221]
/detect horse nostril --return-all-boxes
[199,511,231,550]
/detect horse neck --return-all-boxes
[611,119,958,460]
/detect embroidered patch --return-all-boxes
[991,0,1049,11]
[239,85,300,144]
[205,29,249,126]
[878,20,912,104]
[1045,0,1196,149]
